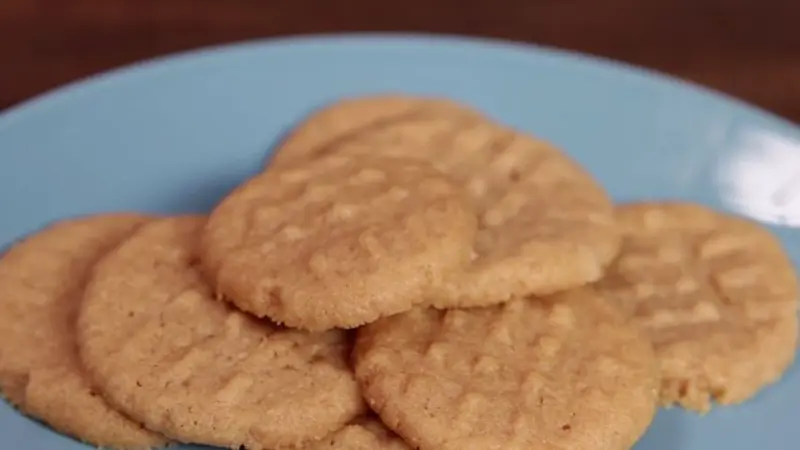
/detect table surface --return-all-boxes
[2,0,799,122]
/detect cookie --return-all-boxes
[333,116,619,307]
[201,153,477,331]
[0,215,167,449]
[304,416,410,450]
[354,289,659,450]
[595,202,799,412]
[267,94,482,168]
[78,216,365,449]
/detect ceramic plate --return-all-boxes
[0,34,798,450]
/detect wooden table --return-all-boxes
[2,0,799,122]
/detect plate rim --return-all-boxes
[0,32,797,134]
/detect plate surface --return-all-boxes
[1,34,798,450]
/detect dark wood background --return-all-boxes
[2,0,799,122]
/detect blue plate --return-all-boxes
[0,34,798,450]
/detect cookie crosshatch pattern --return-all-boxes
[270,96,620,309]
[354,290,659,449]
[78,217,365,449]
[596,202,799,412]
[0,91,797,449]
[202,152,477,331]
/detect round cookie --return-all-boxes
[267,94,482,168]
[304,416,410,450]
[0,215,167,449]
[202,153,477,331]
[78,216,365,449]
[595,202,799,412]
[333,116,619,307]
[354,289,659,450]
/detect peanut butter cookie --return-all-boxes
[267,94,482,168]
[202,153,477,331]
[78,216,364,449]
[596,202,799,412]
[354,289,659,450]
[304,416,410,450]
[0,215,166,449]
[336,116,619,307]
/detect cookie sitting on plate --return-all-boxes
[267,94,621,310]
[0,215,168,449]
[353,288,660,450]
[78,216,365,449]
[595,202,799,412]
[201,152,477,331]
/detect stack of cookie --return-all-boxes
[0,95,797,450]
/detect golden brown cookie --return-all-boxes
[304,416,410,450]
[202,153,477,331]
[354,289,659,450]
[267,94,482,168]
[595,202,799,412]
[78,216,365,449]
[332,116,619,307]
[0,215,167,449]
